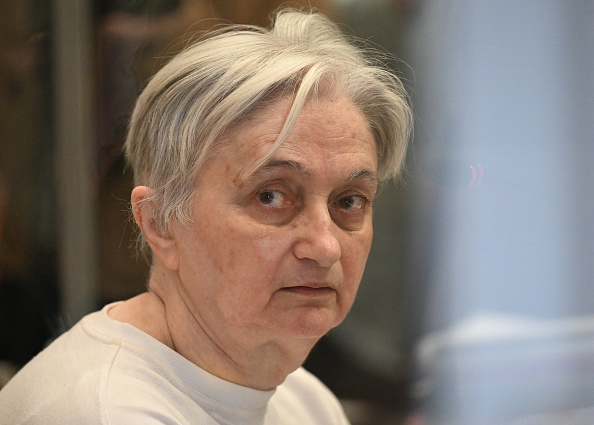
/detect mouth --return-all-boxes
[280,286,335,297]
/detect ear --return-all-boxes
[131,186,179,271]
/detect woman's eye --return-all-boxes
[257,190,286,207]
[335,195,367,212]
[250,187,296,226]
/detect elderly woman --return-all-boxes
[0,9,411,425]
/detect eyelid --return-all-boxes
[254,180,292,196]
[334,183,376,204]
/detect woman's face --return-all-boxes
[169,94,378,343]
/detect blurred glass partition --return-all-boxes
[406,0,594,423]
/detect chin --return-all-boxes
[275,306,345,339]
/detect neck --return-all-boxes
[111,262,318,390]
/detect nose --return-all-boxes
[292,204,342,268]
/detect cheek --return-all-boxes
[342,229,373,288]
[211,224,294,299]
[215,233,295,326]
[222,229,290,276]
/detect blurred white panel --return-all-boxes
[408,0,594,422]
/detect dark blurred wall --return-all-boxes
[0,0,57,380]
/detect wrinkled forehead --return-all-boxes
[208,93,376,193]
[211,88,372,183]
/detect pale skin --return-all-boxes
[110,93,379,390]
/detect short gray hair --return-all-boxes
[125,8,412,239]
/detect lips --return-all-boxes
[280,285,335,296]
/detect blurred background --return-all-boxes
[1,1,593,424]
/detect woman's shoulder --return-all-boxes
[0,304,201,425]
[0,309,123,424]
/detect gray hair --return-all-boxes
[125,8,412,240]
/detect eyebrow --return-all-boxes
[243,158,380,188]
[348,169,380,188]
[257,159,309,176]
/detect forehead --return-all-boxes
[220,94,377,181]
